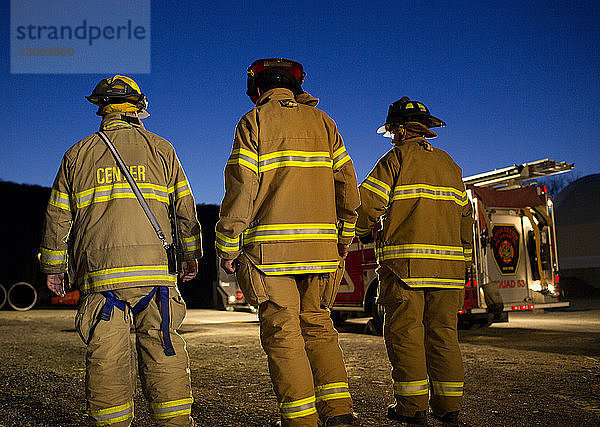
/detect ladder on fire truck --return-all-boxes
[463,159,574,189]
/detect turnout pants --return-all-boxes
[378,267,464,418]
[76,286,193,426]
[236,256,353,427]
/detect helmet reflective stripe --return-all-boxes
[106,75,141,94]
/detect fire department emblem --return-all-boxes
[491,224,520,275]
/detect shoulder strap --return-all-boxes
[96,131,169,248]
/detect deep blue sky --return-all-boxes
[2,1,599,204]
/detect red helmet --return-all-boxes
[246,58,306,103]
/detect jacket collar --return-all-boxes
[255,88,320,107]
[99,112,144,131]
[395,136,433,151]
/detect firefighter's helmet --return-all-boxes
[246,58,306,103]
[86,75,148,114]
[377,97,445,137]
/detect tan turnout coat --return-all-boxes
[356,137,473,289]
[216,88,360,275]
[40,113,202,293]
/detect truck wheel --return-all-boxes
[0,284,6,310]
[7,282,37,311]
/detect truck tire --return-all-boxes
[7,282,37,311]
[0,284,6,310]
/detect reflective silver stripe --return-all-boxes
[89,401,134,425]
[393,380,429,396]
[151,398,193,419]
[355,225,371,237]
[315,382,351,401]
[258,150,332,172]
[83,265,176,290]
[181,234,200,252]
[215,231,241,252]
[378,244,466,261]
[340,221,355,238]
[227,148,259,173]
[392,184,468,206]
[49,189,71,211]
[256,261,339,276]
[172,180,191,199]
[279,396,317,419]
[244,224,337,243]
[402,278,465,289]
[40,247,67,266]
[431,381,464,397]
[75,183,169,208]
[361,176,391,201]
[332,147,351,170]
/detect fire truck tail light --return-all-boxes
[235,290,244,302]
[458,309,466,314]
[554,274,560,283]
[528,305,535,309]
[228,295,236,304]
[465,280,472,288]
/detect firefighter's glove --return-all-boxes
[180,260,198,282]
[359,233,374,245]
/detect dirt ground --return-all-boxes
[1,298,599,426]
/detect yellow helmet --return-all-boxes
[86,75,148,114]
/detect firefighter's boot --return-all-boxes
[387,405,428,426]
[432,410,459,427]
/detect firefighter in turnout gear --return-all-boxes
[356,97,473,426]
[216,59,360,426]
[41,75,201,426]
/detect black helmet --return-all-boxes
[377,97,445,136]
[246,58,306,103]
[86,75,147,111]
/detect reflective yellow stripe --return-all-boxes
[40,247,68,266]
[75,183,169,208]
[49,188,71,211]
[378,243,467,261]
[340,221,356,238]
[259,150,332,172]
[151,397,193,420]
[402,278,465,289]
[314,382,351,402]
[392,184,467,206]
[83,265,176,290]
[227,148,259,174]
[393,379,429,396]
[332,146,351,170]
[171,180,192,199]
[361,175,391,201]
[89,401,134,426]
[432,381,464,397]
[215,231,241,252]
[243,223,338,244]
[279,395,317,419]
[355,225,371,237]
[256,261,339,276]
[181,234,201,252]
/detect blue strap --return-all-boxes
[159,286,176,356]
[131,287,158,315]
[101,291,128,321]
[100,287,175,357]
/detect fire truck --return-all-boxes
[332,159,573,331]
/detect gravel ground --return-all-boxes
[1,298,599,426]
